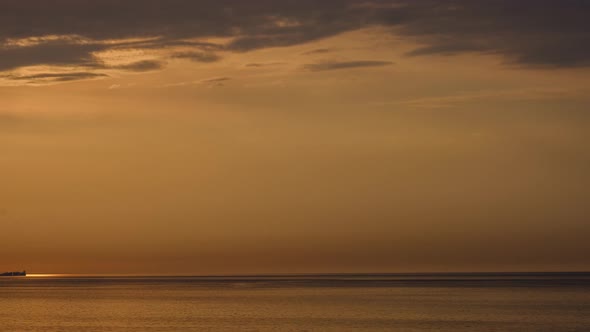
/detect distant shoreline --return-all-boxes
[19,271,590,280]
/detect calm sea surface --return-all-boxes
[1,273,589,331]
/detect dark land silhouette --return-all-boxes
[0,271,26,277]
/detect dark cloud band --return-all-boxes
[0,0,588,82]
[6,72,108,83]
[305,60,393,72]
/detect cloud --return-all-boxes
[0,1,361,48]
[115,60,166,72]
[0,0,589,78]
[199,77,231,84]
[304,60,393,72]
[6,72,108,83]
[226,32,338,52]
[0,38,105,71]
[245,62,285,68]
[301,48,333,55]
[172,51,222,63]
[162,76,232,88]
[374,88,588,109]
[387,0,590,68]
[198,76,232,88]
[405,42,486,57]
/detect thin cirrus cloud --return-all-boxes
[245,62,285,68]
[1,59,166,84]
[162,76,231,88]
[301,48,334,56]
[199,77,231,84]
[0,0,589,84]
[8,72,108,82]
[304,60,393,72]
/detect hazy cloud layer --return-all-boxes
[1,0,588,83]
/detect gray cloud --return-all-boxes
[200,77,231,84]
[305,60,393,72]
[7,72,108,82]
[245,62,285,68]
[0,0,588,77]
[0,39,105,71]
[386,0,590,68]
[115,60,166,72]
[172,51,221,63]
[226,28,343,53]
[301,48,333,56]
[0,1,360,45]
[405,42,486,57]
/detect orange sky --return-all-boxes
[1,1,590,274]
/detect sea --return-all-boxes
[1,273,589,331]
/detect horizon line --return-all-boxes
[23,271,590,278]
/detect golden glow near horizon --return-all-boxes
[26,274,65,278]
[1,1,590,275]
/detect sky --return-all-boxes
[1,0,590,275]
